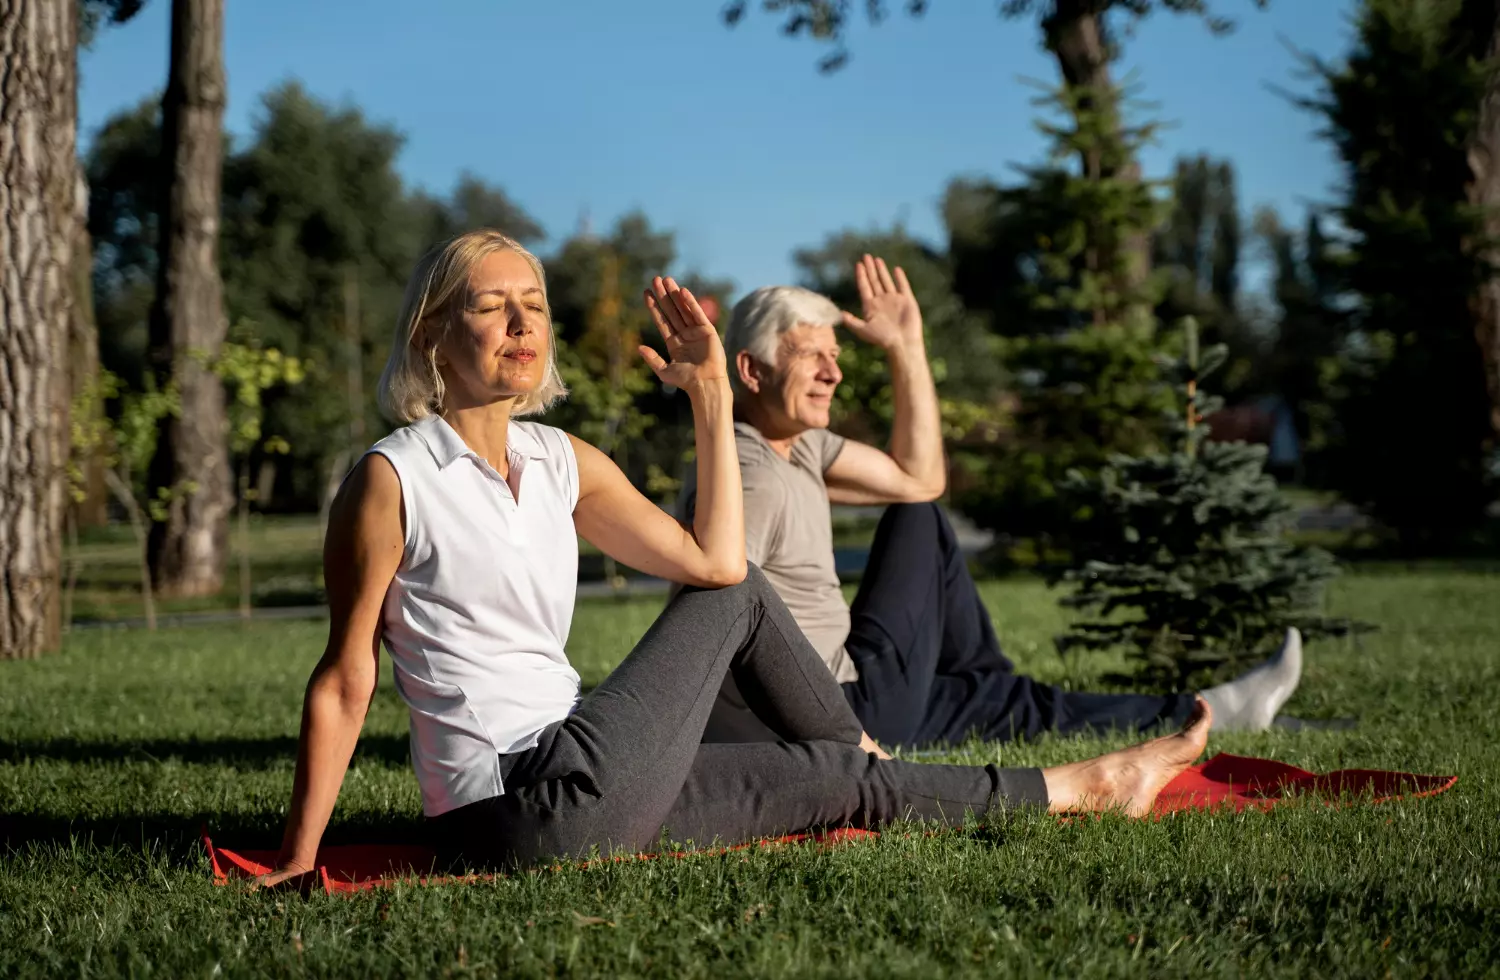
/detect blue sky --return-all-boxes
[79,0,1356,298]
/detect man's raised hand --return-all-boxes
[840,254,924,353]
[641,276,729,393]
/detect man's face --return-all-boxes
[756,323,843,431]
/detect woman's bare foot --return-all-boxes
[1042,697,1212,817]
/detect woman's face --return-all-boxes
[433,250,550,410]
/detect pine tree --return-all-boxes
[1309,0,1496,551]
[951,73,1172,551]
[1054,319,1362,688]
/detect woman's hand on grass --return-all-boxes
[253,857,318,893]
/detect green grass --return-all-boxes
[3,571,1498,977]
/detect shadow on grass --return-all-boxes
[0,734,411,768]
[0,808,431,865]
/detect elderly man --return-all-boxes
[676,254,1303,749]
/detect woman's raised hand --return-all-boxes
[640,277,728,393]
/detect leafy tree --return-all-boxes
[1055,319,1357,688]
[221,82,543,510]
[220,81,415,511]
[1306,0,1497,549]
[410,171,543,247]
[67,370,179,630]
[86,84,543,515]
[86,97,164,386]
[64,341,302,628]
[546,214,732,500]
[211,341,305,618]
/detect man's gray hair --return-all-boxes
[723,285,842,396]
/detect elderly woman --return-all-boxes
[260,229,1210,881]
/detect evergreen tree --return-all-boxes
[1055,319,1359,688]
[1308,0,1496,550]
[1155,155,1265,401]
[1254,207,1344,478]
[948,74,1172,552]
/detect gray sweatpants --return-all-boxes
[432,565,1047,870]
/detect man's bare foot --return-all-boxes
[1043,697,1212,817]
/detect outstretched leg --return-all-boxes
[844,503,1195,747]
[660,699,1214,848]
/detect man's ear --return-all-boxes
[736,349,763,394]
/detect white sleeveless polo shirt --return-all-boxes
[367,415,582,817]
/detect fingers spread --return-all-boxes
[854,259,874,304]
[678,287,714,328]
[651,277,689,337]
[893,265,913,296]
[643,287,676,342]
[662,277,695,336]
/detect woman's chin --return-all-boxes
[492,374,541,398]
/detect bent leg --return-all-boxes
[842,503,1019,743]
[848,502,1014,678]
[437,565,865,867]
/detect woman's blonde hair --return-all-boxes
[377,229,568,423]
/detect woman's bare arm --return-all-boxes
[571,277,745,590]
[259,454,404,886]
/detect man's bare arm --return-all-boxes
[825,255,945,504]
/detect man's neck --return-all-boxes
[734,402,809,461]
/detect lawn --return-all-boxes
[2,570,1497,977]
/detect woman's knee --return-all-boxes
[676,561,768,602]
[743,561,772,590]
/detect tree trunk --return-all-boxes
[70,162,109,527]
[1043,0,1152,324]
[1464,0,1500,444]
[0,0,78,659]
[145,0,231,597]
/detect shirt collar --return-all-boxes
[414,414,551,470]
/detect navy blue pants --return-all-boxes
[706,503,1196,749]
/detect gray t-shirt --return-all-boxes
[674,422,857,683]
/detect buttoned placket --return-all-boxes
[468,450,528,543]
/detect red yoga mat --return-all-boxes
[206,752,1456,896]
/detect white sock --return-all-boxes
[1198,628,1304,732]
